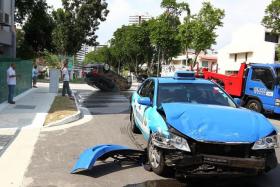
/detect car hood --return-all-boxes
[161,103,276,143]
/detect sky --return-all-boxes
[46,0,272,50]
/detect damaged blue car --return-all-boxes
[130,71,279,177]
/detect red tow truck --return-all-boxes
[202,63,280,114]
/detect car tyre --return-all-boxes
[246,99,262,113]
[130,111,140,134]
[147,137,171,176]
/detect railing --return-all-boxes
[0,58,32,103]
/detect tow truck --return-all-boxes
[203,63,280,114]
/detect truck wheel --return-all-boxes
[147,137,171,176]
[246,99,262,113]
[130,111,140,134]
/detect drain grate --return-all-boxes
[14,105,36,109]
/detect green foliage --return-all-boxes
[262,0,280,33]
[276,45,280,60]
[16,29,35,59]
[23,0,55,55]
[84,46,112,65]
[161,0,190,16]
[41,51,61,68]
[110,24,153,73]
[15,0,36,24]
[52,0,109,55]
[179,2,224,67]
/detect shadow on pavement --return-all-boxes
[74,162,141,178]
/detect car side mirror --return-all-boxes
[138,97,152,106]
[234,98,242,107]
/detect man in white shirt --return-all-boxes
[7,63,17,104]
[61,61,73,99]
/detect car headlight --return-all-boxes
[252,135,279,150]
[151,132,191,152]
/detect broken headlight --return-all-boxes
[252,134,280,150]
[151,132,191,152]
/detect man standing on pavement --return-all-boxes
[7,63,17,104]
[32,65,38,88]
[61,61,74,99]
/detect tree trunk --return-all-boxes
[185,48,189,66]
[135,57,138,76]
[118,60,120,74]
[192,52,199,71]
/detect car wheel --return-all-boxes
[246,99,262,113]
[131,111,140,134]
[147,137,171,176]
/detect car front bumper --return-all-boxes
[165,151,278,176]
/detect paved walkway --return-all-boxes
[0,83,56,187]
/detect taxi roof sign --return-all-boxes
[174,71,195,80]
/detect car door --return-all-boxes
[245,67,275,110]
[133,80,151,126]
[138,80,155,135]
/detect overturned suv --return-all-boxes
[130,71,279,177]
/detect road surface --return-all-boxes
[23,88,280,187]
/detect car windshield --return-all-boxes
[157,83,236,108]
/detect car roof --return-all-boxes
[251,63,280,68]
[150,77,214,84]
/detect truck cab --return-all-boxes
[244,64,280,114]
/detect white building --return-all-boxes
[0,0,16,58]
[162,51,218,77]
[129,13,152,25]
[76,44,94,64]
[218,24,279,75]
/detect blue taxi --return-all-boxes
[130,71,279,177]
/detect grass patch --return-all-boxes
[44,96,77,126]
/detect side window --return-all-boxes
[147,81,155,100]
[138,80,151,97]
[252,68,274,90]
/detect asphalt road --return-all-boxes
[23,88,280,187]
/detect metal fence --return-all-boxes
[0,58,32,103]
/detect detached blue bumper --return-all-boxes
[71,144,144,173]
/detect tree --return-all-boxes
[262,0,280,62]
[110,24,153,74]
[179,2,224,69]
[16,29,35,59]
[161,0,190,16]
[23,0,55,55]
[15,0,36,24]
[84,46,112,65]
[262,0,280,33]
[52,0,109,55]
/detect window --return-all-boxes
[157,83,236,108]
[252,68,274,90]
[265,32,279,43]
[138,80,154,100]
[234,54,237,62]
[201,61,208,68]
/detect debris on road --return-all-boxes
[71,144,146,174]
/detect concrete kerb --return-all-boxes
[44,91,83,128]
